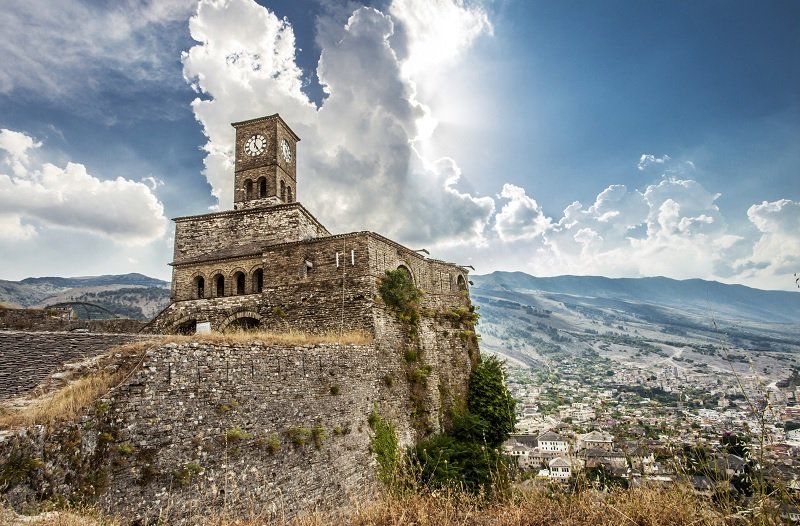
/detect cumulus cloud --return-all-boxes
[736,199,800,281]
[494,184,551,242]
[182,0,494,246]
[0,0,194,118]
[0,129,167,244]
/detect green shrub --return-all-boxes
[312,425,326,449]
[173,463,203,486]
[286,426,311,447]
[265,433,281,455]
[117,442,135,456]
[215,400,240,414]
[329,384,340,395]
[224,426,250,442]
[0,453,43,487]
[404,348,419,362]
[379,269,423,329]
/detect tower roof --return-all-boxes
[231,113,301,141]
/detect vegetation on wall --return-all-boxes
[368,409,399,486]
[366,355,515,496]
[379,269,423,330]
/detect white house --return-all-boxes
[537,430,569,453]
[548,457,572,480]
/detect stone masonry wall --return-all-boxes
[0,326,474,522]
[172,204,329,262]
[0,331,152,400]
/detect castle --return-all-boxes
[0,115,480,522]
[149,113,472,335]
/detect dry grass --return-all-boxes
[0,506,119,525]
[159,329,374,347]
[0,341,150,429]
[165,485,737,526]
[0,370,122,429]
[3,482,790,525]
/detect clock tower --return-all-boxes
[232,114,299,210]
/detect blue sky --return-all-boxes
[0,0,798,290]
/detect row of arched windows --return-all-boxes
[192,268,263,299]
[243,176,293,203]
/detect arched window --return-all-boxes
[287,186,293,203]
[194,276,205,299]
[280,180,286,201]
[245,179,253,200]
[457,274,467,291]
[258,177,267,198]
[234,272,245,295]
[253,268,264,293]
[215,275,225,297]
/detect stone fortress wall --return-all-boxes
[0,299,476,522]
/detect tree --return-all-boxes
[468,355,516,447]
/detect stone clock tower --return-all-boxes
[232,114,299,210]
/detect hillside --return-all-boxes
[470,271,800,380]
[0,273,170,320]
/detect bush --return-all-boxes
[224,427,250,442]
[412,434,503,495]
[379,269,423,328]
[286,426,311,447]
[405,355,516,495]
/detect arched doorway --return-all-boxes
[175,319,197,335]
[226,317,260,331]
[215,275,225,297]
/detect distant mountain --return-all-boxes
[470,271,800,376]
[0,273,170,320]
[471,272,800,325]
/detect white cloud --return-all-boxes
[389,0,492,79]
[637,153,671,171]
[494,184,551,242]
[0,129,167,244]
[734,199,800,286]
[482,173,800,289]
[0,0,194,117]
[0,214,37,241]
[182,0,495,246]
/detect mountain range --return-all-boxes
[0,273,170,320]
[470,271,800,379]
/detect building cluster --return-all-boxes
[501,349,800,520]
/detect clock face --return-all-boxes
[280,139,292,163]
[244,134,266,157]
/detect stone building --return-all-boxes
[147,113,471,334]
